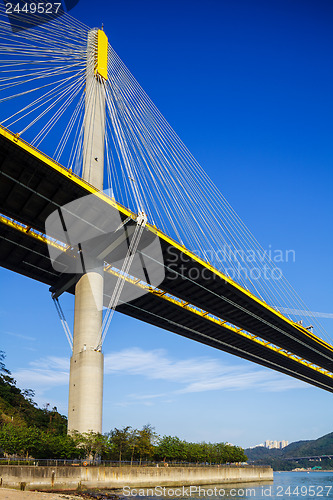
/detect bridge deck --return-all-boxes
[0,125,332,392]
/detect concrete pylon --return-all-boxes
[67,29,108,435]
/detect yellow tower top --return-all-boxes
[95,29,108,80]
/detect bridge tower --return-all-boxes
[67,29,108,434]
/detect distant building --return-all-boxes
[265,440,288,449]
[249,440,289,449]
[248,443,265,449]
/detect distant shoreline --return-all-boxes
[290,470,333,472]
[275,470,333,473]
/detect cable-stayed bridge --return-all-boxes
[0,7,332,433]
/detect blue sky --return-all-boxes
[1,0,333,448]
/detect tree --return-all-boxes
[74,431,108,461]
[136,424,158,464]
[128,428,139,465]
[108,426,132,464]
[155,435,186,462]
[0,351,10,377]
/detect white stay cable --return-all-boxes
[103,41,332,344]
[96,213,147,351]
[52,296,73,351]
[0,2,329,346]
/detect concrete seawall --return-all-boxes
[0,465,273,491]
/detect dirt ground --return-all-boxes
[0,488,77,500]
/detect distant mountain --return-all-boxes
[284,433,333,457]
[245,433,333,470]
[246,446,282,460]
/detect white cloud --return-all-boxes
[105,347,224,382]
[3,330,36,341]
[178,372,303,394]
[104,347,305,395]
[13,356,69,394]
[12,347,305,407]
[29,356,69,371]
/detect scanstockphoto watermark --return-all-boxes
[122,486,258,498]
[167,246,296,282]
[122,485,333,498]
[2,0,80,32]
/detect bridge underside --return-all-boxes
[1,125,333,393]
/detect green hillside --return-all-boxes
[0,351,67,433]
[246,434,333,470]
[283,434,333,458]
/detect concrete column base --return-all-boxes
[68,349,104,434]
